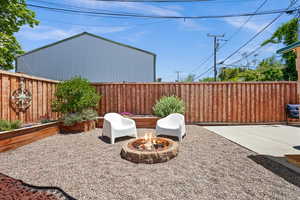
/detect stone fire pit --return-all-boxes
[121,134,179,164]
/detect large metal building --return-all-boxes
[16,32,156,82]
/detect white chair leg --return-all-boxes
[111,137,115,144]
[178,136,182,142]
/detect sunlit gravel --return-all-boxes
[1,126,299,200]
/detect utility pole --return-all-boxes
[175,71,182,82]
[207,34,225,81]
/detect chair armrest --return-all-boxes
[121,117,136,126]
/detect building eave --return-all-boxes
[277,41,300,54]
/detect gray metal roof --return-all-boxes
[17,32,156,58]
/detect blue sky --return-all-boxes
[16,0,297,81]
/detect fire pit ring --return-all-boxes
[121,137,179,164]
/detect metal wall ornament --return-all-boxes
[11,78,32,112]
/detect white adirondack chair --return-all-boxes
[155,113,186,141]
[102,113,137,144]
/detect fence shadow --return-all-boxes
[248,155,300,188]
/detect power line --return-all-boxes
[190,0,268,76]
[26,3,299,19]
[194,67,214,80]
[219,0,298,65]
[92,0,254,2]
[93,0,211,2]
[219,0,268,49]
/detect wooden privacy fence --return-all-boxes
[0,71,59,123]
[94,82,299,124]
[0,70,299,124]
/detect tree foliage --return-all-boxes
[0,0,39,70]
[52,77,101,114]
[262,18,298,80]
[217,56,284,81]
[219,67,246,81]
[198,77,216,82]
[182,74,196,82]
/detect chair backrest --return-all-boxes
[104,113,122,123]
[167,113,185,122]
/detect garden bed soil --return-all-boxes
[0,173,74,200]
[60,120,96,133]
[0,122,60,152]
[96,115,160,128]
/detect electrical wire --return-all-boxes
[219,0,298,65]
[26,3,299,19]
[190,0,268,77]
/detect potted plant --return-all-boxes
[52,77,101,133]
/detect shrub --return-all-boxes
[52,77,101,114]
[51,77,101,126]
[81,109,98,121]
[0,120,21,131]
[152,95,185,117]
[63,109,98,126]
[63,112,83,126]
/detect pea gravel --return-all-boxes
[0,125,299,200]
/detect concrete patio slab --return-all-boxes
[205,125,300,173]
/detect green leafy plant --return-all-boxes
[63,113,83,126]
[153,95,185,117]
[52,77,101,125]
[63,109,98,126]
[81,109,98,121]
[0,119,21,131]
[52,77,101,114]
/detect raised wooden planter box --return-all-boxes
[285,154,300,167]
[60,120,96,133]
[96,116,160,128]
[0,122,60,152]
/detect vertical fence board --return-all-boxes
[0,71,298,125]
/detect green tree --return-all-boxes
[218,67,246,81]
[262,18,298,80]
[156,77,162,82]
[237,69,264,81]
[182,74,196,82]
[198,77,216,82]
[257,56,284,81]
[0,0,39,70]
[217,56,284,82]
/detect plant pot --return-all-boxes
[60,120,96,133]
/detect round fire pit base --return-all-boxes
[121,137,179,164]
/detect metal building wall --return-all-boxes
[17,33,155,82]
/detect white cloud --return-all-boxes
[178,19,204,31]
[71,0,182,16]
[17,25,129,41]
[122,30,148,43]
[224,17,269,33]
[17,26,77,41]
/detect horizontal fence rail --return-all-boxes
[0,70,298,124]
[93,82,299,124]
[0,71,59,123]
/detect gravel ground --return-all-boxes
[1,125,300,200]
